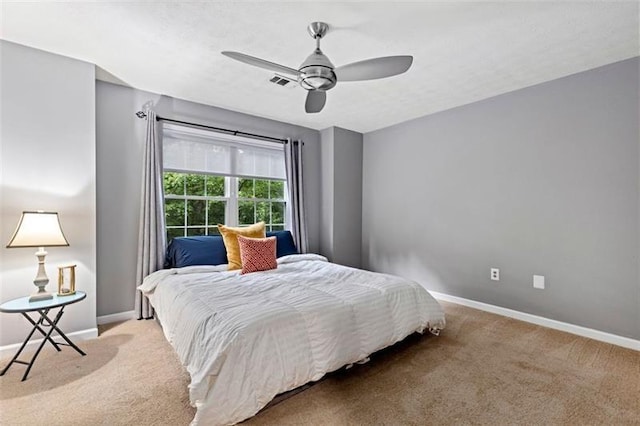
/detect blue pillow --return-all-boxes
[164,235,228,268]
[164,231,298,268]
[267,230,299,258]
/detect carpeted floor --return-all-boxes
[1,301,638,425]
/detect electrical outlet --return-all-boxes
[490,268,500,281]
[533,275,545,289]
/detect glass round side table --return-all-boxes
[0,291,87,381]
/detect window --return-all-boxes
[162,124,287,241]
[237,178,286,230]
[163,172,226,240]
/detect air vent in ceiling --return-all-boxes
[269,73,297,88]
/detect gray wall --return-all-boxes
[319,128,335,260]
[362,57,640,339]
[96,81,321,317]
[319,127,363,268]
[333,127,363,268]
[1,41,97,346]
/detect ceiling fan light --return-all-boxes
[299,66,337,90]
[301,76,330,90]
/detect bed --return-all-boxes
[138,233,445,425]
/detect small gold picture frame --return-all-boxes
[57,264,77,296]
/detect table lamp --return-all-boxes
[6,211,69,302]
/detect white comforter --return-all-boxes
[139,254,445,425]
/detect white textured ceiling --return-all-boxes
[2,1,638,133]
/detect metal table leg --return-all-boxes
[39,308,86,356]
[0,316,41,377]
[0,305,85,381]
[21,308,62,351]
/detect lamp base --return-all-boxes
[29,291,53,302]
[30,247,53,302]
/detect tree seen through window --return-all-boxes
[164,172,286,241]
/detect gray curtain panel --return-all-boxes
[284,139,308,253]
[135,110,166,319]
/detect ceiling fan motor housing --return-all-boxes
[298,49,337,91]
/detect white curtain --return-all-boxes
[162,123,286,179]
[135,110,166,319]
[284,139,308,253]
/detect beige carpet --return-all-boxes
[1,302,638,425]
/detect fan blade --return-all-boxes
[221,51,300,77]
[305,90,326,113]
[335,55,413,82]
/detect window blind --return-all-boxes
[162,123,286,180]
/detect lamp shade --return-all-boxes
[6,211,69,248]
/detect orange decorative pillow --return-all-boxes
[218,222,266,270]
[237,235,277,274]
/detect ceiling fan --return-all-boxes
[222,22,413,114]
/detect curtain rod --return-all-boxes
[135,111,288,144]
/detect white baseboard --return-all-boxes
[430,291,639,351]
[97,310,136,325]
[0,327,98,359]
